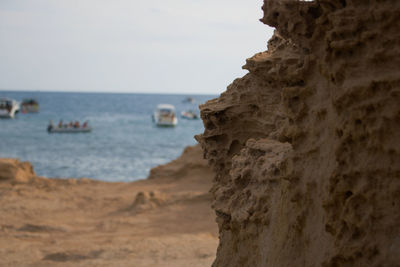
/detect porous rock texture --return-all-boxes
[196,0,400,266]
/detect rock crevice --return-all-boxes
[196,0,400,266]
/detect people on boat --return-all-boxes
[48,120,91,133]
[48,119,91,133]
[51,120,89,130]
[6,102,11,112]
[21,99,40,113]
[47,120,54,131]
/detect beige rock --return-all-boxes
[0,158,36,183]
[197,0,400,266]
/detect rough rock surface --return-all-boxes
[196,0,400,266]
[0,159,36,183]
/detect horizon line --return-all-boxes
[0,88,221,96]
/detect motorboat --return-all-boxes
[182,97,195,103]
[0,98,20,119]
[47,121,92,133]
[153,104,178,127]
[21,99,40,113]
[181,110,199,120]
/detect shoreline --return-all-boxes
[0,145,218,266]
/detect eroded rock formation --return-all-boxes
[196,0,400,266]
[0,159,36,184]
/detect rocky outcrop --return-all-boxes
[148,144,213,180]
[196,0,400,266]
[0,159,36,183]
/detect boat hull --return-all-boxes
[155,120,178,127]
[48,127,92,133]
[153,104,178,127]
[0,112,14,119]
[154,116,178,127]
[22,105,40,113]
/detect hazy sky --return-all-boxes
[0,0,273,94]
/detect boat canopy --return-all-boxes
[156,104,176,112]
[0,98,14,109]
[22,99,38,105]
[0,98,13,105]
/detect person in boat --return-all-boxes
[47,120,54,132]
[74,121,80,128]
[68,121,73,128]
[82,121,88,128]
[58,120,63,128]
[6,101,11,112]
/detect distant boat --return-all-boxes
[21,99,40,113]
[0,98,20,119]
[47,121,92,133]
[153,104,178,127]
[182,97,195,103]
[181,110,199,120]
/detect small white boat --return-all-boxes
[21,99,40,113]
[181,110,199,120]
[0,98,20,119]
[153,104,178,127]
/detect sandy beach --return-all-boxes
[0,145,218,266]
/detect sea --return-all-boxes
[0,91,216,182]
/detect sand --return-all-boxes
[0,145,218,266]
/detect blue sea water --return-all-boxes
[0,91,216,182]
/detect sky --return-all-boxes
[0,0,274,95]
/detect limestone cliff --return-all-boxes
[196,0,400,266]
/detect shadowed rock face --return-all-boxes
[196,0,400,266]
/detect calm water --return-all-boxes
[0,91,215,181]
